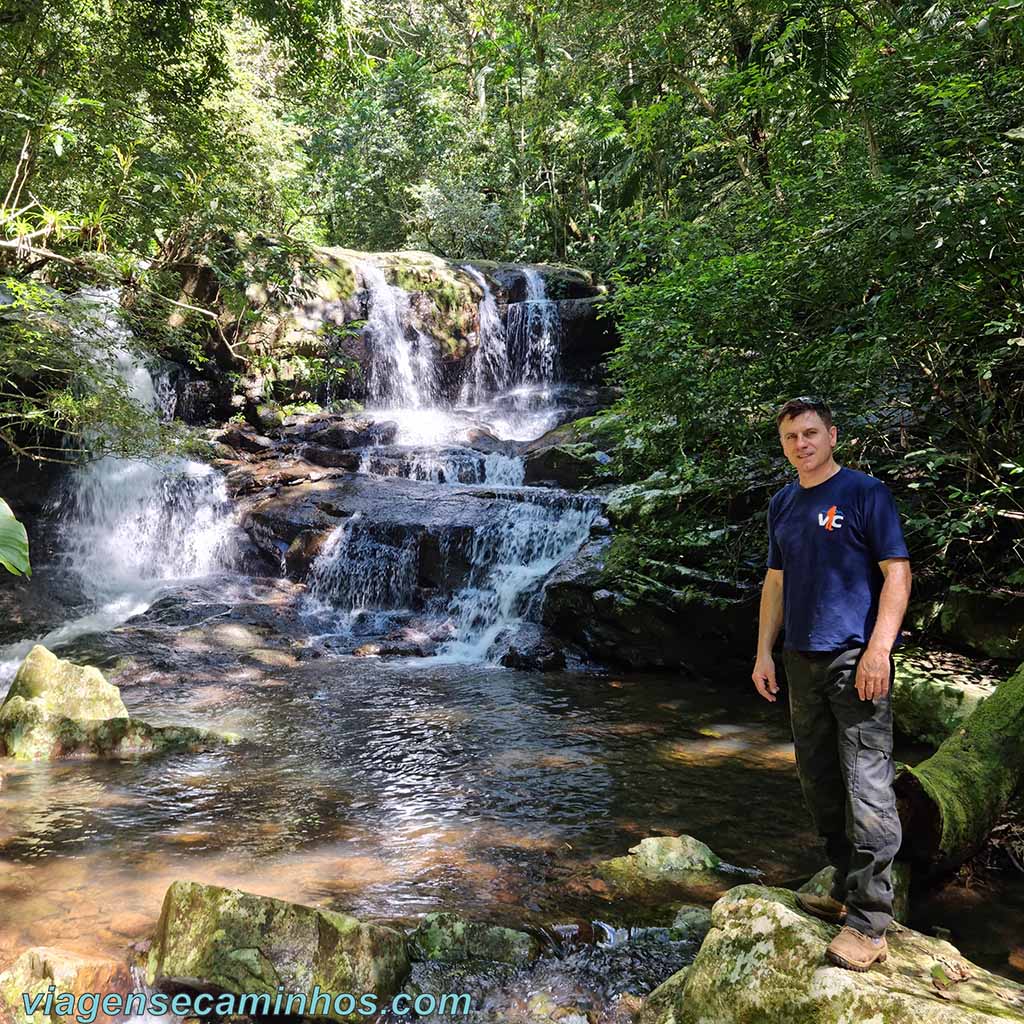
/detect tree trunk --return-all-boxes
[895,661,1024,879]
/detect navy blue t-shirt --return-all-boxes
[767,466,909,651]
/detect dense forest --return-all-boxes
[2,0,1023,586]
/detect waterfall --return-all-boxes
[304,513,420,631]
[459,264,509,403]
[359,262,439,409]
[436,494,600,663]
[506,267,560,386]
[0,290,236,681]
[357,448,525,486]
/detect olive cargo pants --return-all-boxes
[783,646,902,938]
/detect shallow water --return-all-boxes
[0,575,821,965]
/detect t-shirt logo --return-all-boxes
[818,505,844,530]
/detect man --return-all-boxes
[751,396,912,972]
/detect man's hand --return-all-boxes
[752,654,780,702]
[855,646,890,701]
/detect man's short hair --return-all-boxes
[776,396,833,429]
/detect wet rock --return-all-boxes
[639,885,1024,1024]
[253,402,286,431]
[409,912,539,965]
[892,648,997,746]
[668,905,712,945]
[146,881,409,1020]
[465,426,515,455]
[297,444,363,470]
[0,948,134,1024]
[938,587,1024,660]
[541,537,756,672]
[523,442,612,489]
[490,623,566,671]
[244,476,499,590]
[798,863,912,924]
[557,296,618,384]
[600,835,722,880]
[217,424,274,453]
[0,646,239,760]
[223,457,341,497]
[312,417,398,449]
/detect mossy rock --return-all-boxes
[596,835,758,896]
[146,881,409,1022]
[408,912,539,965]
[892,647,997,746]
[668,905,712,944]
[0,646,238,760]
[640,885,1024,1024]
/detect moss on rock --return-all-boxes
[146,881,409,1022]
[408,912,539,965]
[0,645,238,760]
[640,885,1024,1024]
[893,647,997,746]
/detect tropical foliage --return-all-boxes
[1,0,1022,586]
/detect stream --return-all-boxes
[1,269,1022,1017]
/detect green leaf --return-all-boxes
[0,498,31,577]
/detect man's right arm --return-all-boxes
[752,568,784,702]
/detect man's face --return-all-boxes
[778,411,837,473]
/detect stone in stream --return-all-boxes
[0,646,238,760]
[595,835,760,898]
[0,948,134,1024]
[408,912,540,965]
[146,881,409,1022]
[490,622,567,671]
[639,885,1024,1024]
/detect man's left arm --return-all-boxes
[856,558,913,701]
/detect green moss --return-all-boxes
[909,660,1024,865]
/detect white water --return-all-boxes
[360,262,439,409]
[434,495,600,663]
[0,290,236,682]
[304,264,598,663]
[459,264,509,404]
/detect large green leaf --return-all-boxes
[0,498,31,578]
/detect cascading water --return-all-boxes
[359,261,442,410]
[435,494,600,663]
[304,264,598,663]
[459,264,509,404]
[506,266,561,385]
[0,289,237,681]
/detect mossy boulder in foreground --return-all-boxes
[640,886,1024,1024]
[0,645,237,760]
[146,881,409,1023]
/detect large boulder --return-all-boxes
[146,881,409,1022]
[0,948,133,1024]
[0,646,237,760]
[640,885,1024,1024]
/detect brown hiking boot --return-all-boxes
[795,892,848,924]
[826,926,888,971]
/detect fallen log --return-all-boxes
[895,659,1024,879]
